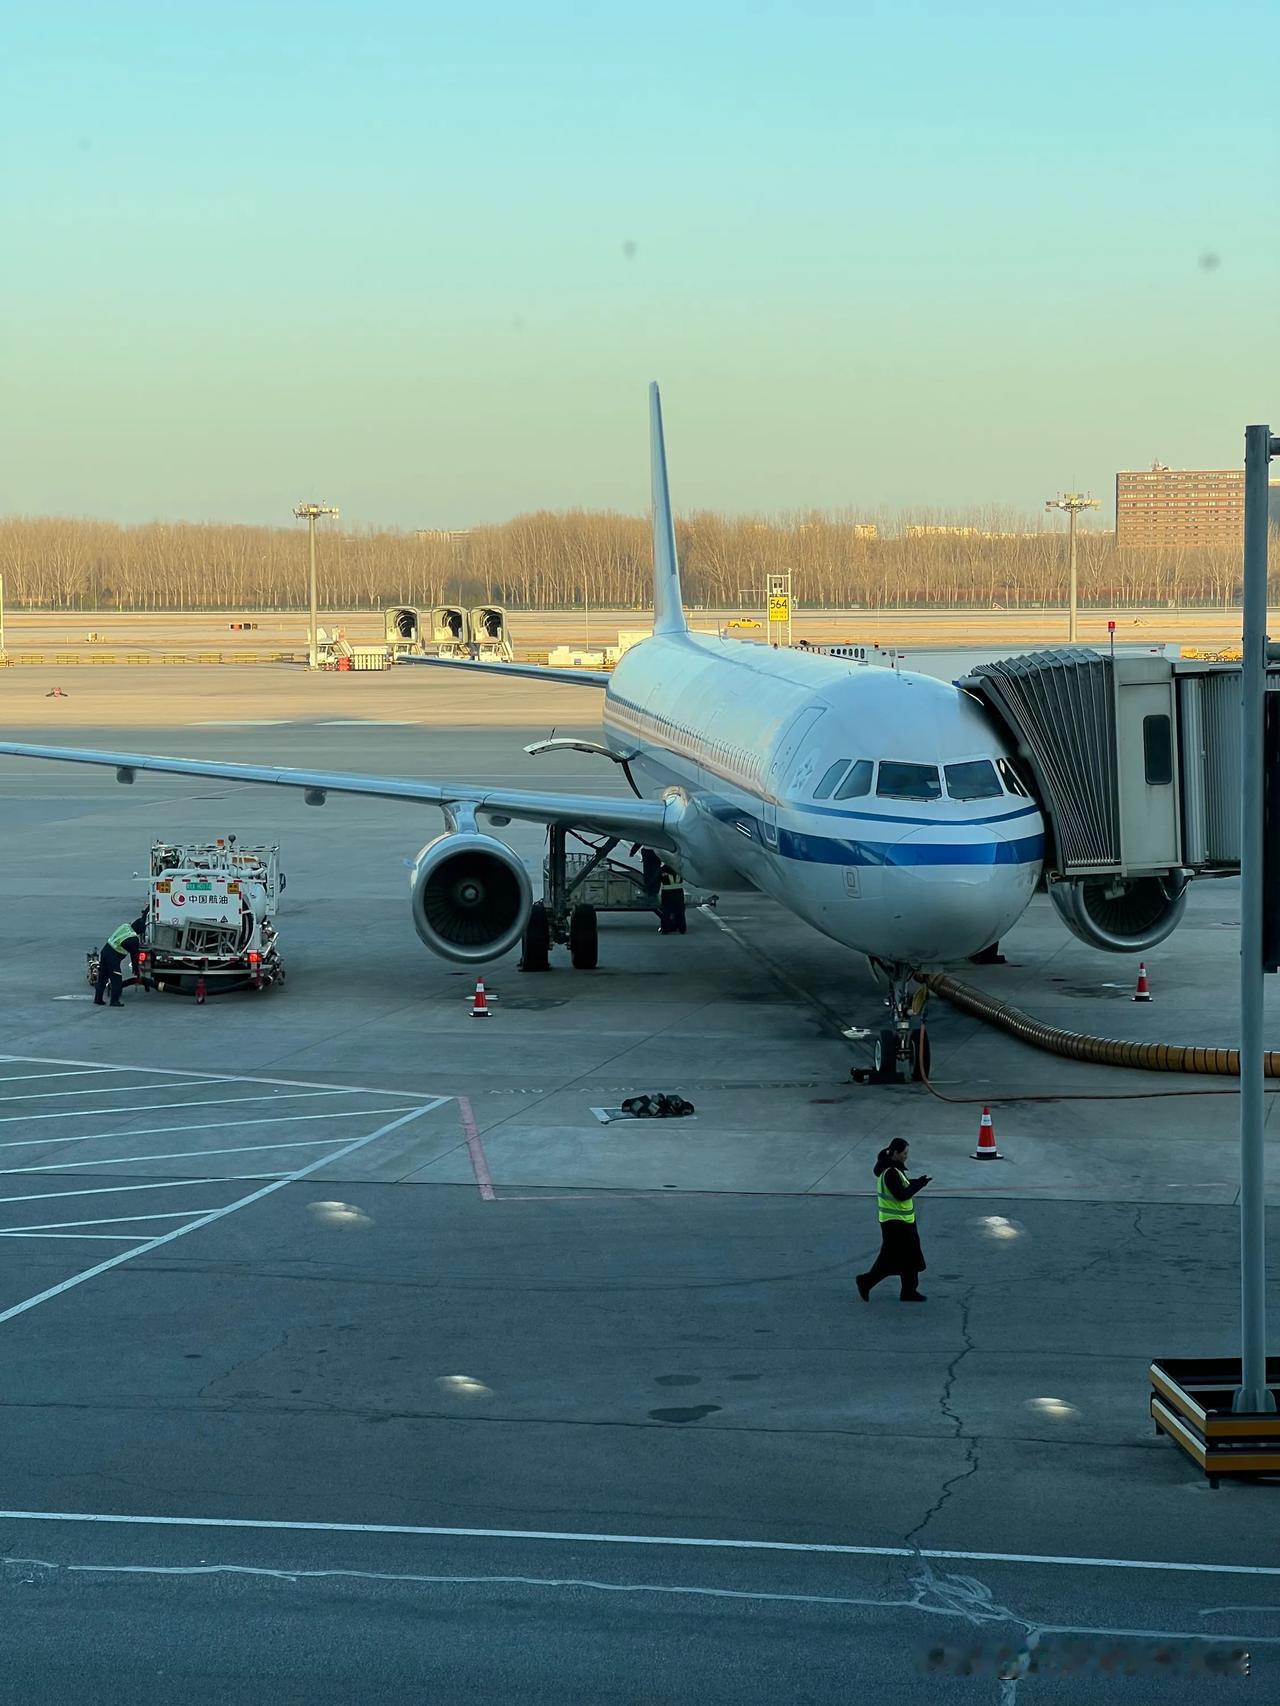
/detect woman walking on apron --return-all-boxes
[856,1138,931,1303]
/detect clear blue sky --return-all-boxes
[2,0,1275,529]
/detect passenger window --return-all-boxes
[1143,714,1173,785]
[834,759,874,800]
[814,760,851,799]
[877,762,941,801]
[944,760,1003,801]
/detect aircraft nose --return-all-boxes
[884,827,1038,961]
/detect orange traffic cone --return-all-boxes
[972,1105,1002,1160]
[470,978,491,1018]
[1133,962,1152,1003]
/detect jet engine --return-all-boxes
[1048,874,1187,953]
[410,834,533,963]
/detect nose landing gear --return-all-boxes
[867,961,930,1083]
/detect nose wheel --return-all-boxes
[909,1025,931,1082]
[865,960,930,1084]
[871,1023,930,1083]
[870,1029,894,1082]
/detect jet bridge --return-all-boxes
[961,648,1258,952]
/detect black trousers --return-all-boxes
[94,946,126,1005]
[860,1220,925,1299]
[659,888,686,933]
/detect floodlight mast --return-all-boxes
[294,502,340,669]
[1045,492,1100,643]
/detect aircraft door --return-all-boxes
[762,707,826,847]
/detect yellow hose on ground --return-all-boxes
[922,970,1277,1079]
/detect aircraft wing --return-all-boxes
[0,742,678,849]
[396,655,609,686]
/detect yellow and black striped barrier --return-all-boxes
[1150,1357,1280,1486]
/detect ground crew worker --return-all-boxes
[856,1138,931,1303]
[657,864,686,934]
[94,913,148,1008]
[639,848,663,906]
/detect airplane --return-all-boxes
[0,385,1180,1082]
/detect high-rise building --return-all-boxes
[1115,462,1244,548]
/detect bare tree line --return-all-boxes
[0,511,1252,611]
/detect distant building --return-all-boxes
[851,522,879,540]
[902,525,1025,541]
[1115,462,1244,549]
[904,524,982,539]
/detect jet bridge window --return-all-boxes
[814,760,851,799]
[877,762,941,801]
[834,759,874,800]
[1143,714,1173,786]
[944,759,1003,801]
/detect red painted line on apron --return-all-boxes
[458,1096,495,1201]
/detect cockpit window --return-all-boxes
[814,760,851,799]
[944,759,1003,801]
[834,759,874,800]
[877,761,941,801]
[997,756,1030,797]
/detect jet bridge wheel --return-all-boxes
[873,1029,901,1083]
[569,903,598,970]
[520,903,551,972]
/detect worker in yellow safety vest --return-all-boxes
[94,914,148,1008]
[856,1138,931,1303]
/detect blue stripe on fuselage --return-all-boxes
[778,828,1045,867]
[697,793,1044,866]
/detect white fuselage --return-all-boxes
[602,632,1044,963]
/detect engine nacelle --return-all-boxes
[1049,874,1187,953]
[409,833,532,963]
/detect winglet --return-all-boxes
[649,382,688,636]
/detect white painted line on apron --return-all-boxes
[0,1100,446,1327]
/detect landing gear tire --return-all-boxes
[569,903,598,970]
[521,902,551,972]
[873,1028,900,1083]
[910,1027,931,1083]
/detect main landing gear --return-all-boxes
[520,824,617,972]
[867,960,931,1084]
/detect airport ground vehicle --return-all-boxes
[87,838,285,1003]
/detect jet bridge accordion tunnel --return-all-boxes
[942,648,1280,1079]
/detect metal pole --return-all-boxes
[308,515,319,671]
[0,572,5,658]
[1235,422,1277,1414]
[1068,508,1078,643]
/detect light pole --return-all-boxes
[1236,423,1279,1414]
[1045,492,1100,643]
[294,503,339,669]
